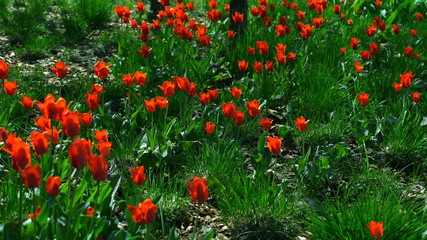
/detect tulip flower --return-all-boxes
[158,81,175,98]
[404,46,413,57]
[222,103,236,119]
[232,12,244,24]
[233,111,245,126]
[350,38,359,50]
[0,127,8,141]
[207,89,220,101]
[28,206,41,219]
[46,176,61,197]
[260,118,273,131]
[31,131,50,157]
[68,138,92,169]
[267,136,282,154]
[155,96,168,109]
[229,86,242,99]
[294,116,309,131]
[80,111,93,126]
[400,72,414,88]
[144,98,156,112]
[199,92,210,105]
[122,73,134,86]
[51,61,69,78]
[138,45,151,58]
[238,61,248,72]
[60,110,81,137]
[21,165,41,189]
[86,92,100,110]
[357,93,370,106]
[3,80,18,95]
[130,166,147,185]
[253,62,263,73]
[392,82,402,92]
[246,99,260,117]
[3,137,32,171]
[205,122,215,135]
[287,53,296,62]
[0,59,11,79]
[92,61,110,79]
[392,24,400,34]
[256,41,269,55]
[187,176,209,203]
[412,92,421,103]
[135,2,145,12]
[415,13,423,21]
[19,95,35,110]
[127,199,157,225]
[88,154,108,181]
[87,206,95,216]
[366,221,384,239]
[134,71,147,86]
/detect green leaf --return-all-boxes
[201,230,215,240]
[1,223,19,240]
[168,227,179,240]
[257,131,268,153]
[73,180,89,205]
[386,0,413,26]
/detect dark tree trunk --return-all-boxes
[230,0,248,36]
[148,0,163,21]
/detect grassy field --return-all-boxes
[0,0,426,239]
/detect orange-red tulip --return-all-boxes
[205,122,215,135]
[392,82,402,92]
[92,61,110,79]
[357,92,369,106]
[88,154,108,181]
[366,221,384,239]
[31,131,49,157]
[68,138,92,169]
[233,110,245,126]
[229,86,242,99]
[135,2,145,12]
[3,137,32,171]
[260,118,273,131]
[400,72,414,88]
[350,38,359,50]
[294,116,309,131]
[392,24,400,34]
[287,53,296,62]
[130,166,147,185]
[415,13,423,21]
[28,206,41,219]
[267,136,282,154]
[0,127,8,141]
[46,176,61,197]
[51,61,69,78]
[122,73,134,86]
[80,111,93,126]
[3,80,18,95]
[134,71,147,86]
[238,61,248,72]
[246,99,260,117]
[44,127,61,144]
[253,62,263,73]
[155,96,168,109]
[404,46,413,57]
[127,199,158,225]
[222,103,236,119]
[199,92,210,105]
[158,81,175,98]
[187,176,209,203]
[207,89,220,101]
[0,60,11,79]
[19,95,35,110]
[87,206,95,216]
[86,92,100,110]
[412,92,421,103]
[60,110,81,137]
[21,165,41,189]
[232,12,244,24]
[144,98,156,112]
[256,41,269,55]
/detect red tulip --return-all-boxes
[3,137,32,171]
[130,166,147,185]
[68,138,92,169]
[238,61,248,72]
[3,80,18,95]
[87,206,95,216]
[392,82,402,92]
[19,95,35,110]
[267,136,282,154]
[404,46,413,57]
[260,118,273,131]
[187,176,209,203]
[127,199,158,225]
[21,165,41,189]
[207,89,220,101]
[86,92,100,110]
[229,86,242,99]
[80,111,93,126]
[400,72,414,88]
[246,99,260,117]
[92,61,110,79]
[294,116,309,131]
[46,176,61,197]
[60,110,81,137]
[205,122,215,135]
[88,154,108,181]
[357,92,369,106]
[155,96,168,109]
[144,98,156,112]
[366,221,384,239]
[199,92,210,105]
[158,81,175,97]
[232,12,244,24]
[122,73,134,86]
[51,61,69,78]
[134,71,147,86]
[233,110,245,126]
[222,103,236,119]
[412,92,421,103]
[350,38,359,50]
[0,59,11,79]
[31,131,49,157]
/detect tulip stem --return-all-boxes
[65,169,79,239]
[33,189,37,236]
[88,181,100,238]
[18,181,22,240]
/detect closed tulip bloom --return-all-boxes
[260,118,273,131]
[229,86,242,99]
[138,45,151,58]
[246,99,260,117]
[199,92,210,105]
[366,221,384,239]
[86,92,100,110]
[233,110,245,126]
[144,98,156,112]
[354,61,364,73]
[369,43,379,56]
[360,51,371,61]
[400,72,414,88]
[31,131,49,157]
[392,24,400,34]
[122,73,134,86]
[333,4,341,14]
[415,13,423,21]
[51,61,69,78]
[134,71,147,86]
[88,154,108,181]
[232,12,244,24]
[392,82,402,92]
[3,80,18,95]
[130,166,147,185]
[227,30,236,40]
[296,10,305,19]
[3,138,32,171]
[205,122,215,134]
[247,47,255,56]
[155,96,168,109]
[410,29,417,37]
[21,165,41,189]
[46,176,61,197]
[366,25,377,36]
[87,206,95,216]
[287,53,296,62]
[80,111,93,126]
[208,0,217,9]
[68,138,92,169]
[404,46,413,57]
[207,89,220,101]
[19,95,35,110]
[412,92,421,103]
[60,111,81,137]
[158,81,175,97]
[222,103,236,118]
[0,59,11,79]
[350,38,359,50]
[294,116,309,131]
[265,61,274,71]
[135,2,145,12]
[267,136,282,154]
[357,93,369,106]
[238,61,248,72]
[276,52,287,64]
[0,127,8,141]
[127,199,158,225]
[187,176,209,203]
[340,48,347,55]
[253,62,263,73]
[92,61,110,79]
[256,41,269,55]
